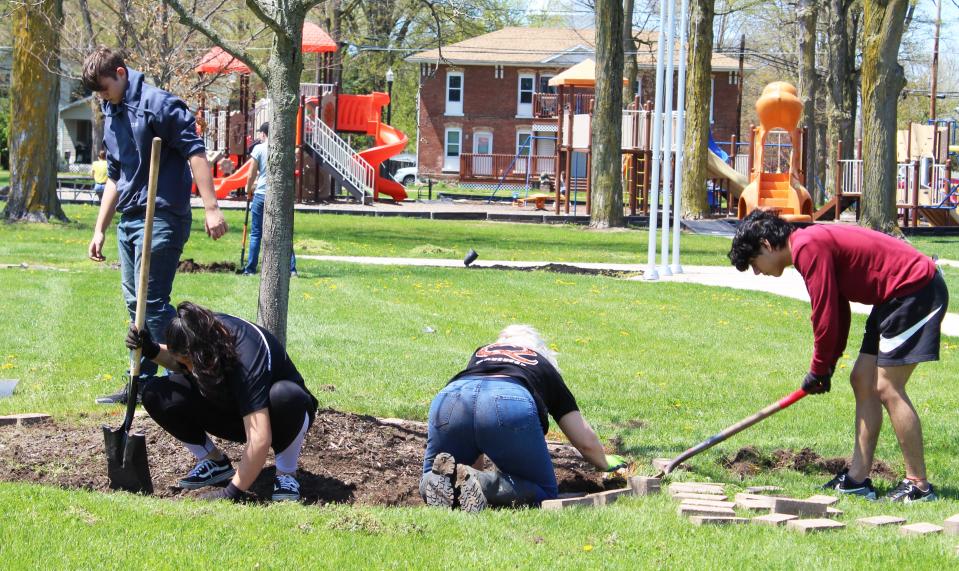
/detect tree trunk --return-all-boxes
[859,0,907,233]
[590,0,625,228]
[77,0,104,158]
[797,0,819,203]
[824,0,858,198]
[681,0,714,218]
[3,0,67,223]
[622,0,637,107]
[257,16,306,346]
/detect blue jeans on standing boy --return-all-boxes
[422,376,559,504]
[117,210,191,376]
[243,193,296,275]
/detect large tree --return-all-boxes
[3,0,68,223]
[859,0,907,232]
[165,0,323,345]
[796,0,819,202]
[590,0,625,228]
[680,0,714,218]
[824,0,860,198]
[622,0,637,106]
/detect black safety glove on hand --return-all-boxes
[125,324,160,360]
[801,371,831,395]
[197,483,243,501]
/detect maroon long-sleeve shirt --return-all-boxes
[789,225,936,376]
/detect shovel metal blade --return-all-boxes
[102,425,153,494]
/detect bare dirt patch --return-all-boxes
[720,446,899,482]
[484,263,641,278]
[0,409,607,505]
[176,259,237,273]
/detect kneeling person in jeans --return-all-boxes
[420,325,626,511]
[128,301,318,501]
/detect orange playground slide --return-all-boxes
[337,93,408,202]
[212,158,254,199]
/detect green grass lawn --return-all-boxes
[0,169,8,188]
[3,207,959,567]
[0,204,734,269]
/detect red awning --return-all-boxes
[302,22,337,53]
[195,47,251,75]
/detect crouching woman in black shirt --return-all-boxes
[420,325,625,512]
[128,301,318,502]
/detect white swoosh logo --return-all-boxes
[879,305,943,354]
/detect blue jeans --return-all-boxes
[243,193,296,274]
[117,210,191,376]
[422,376,558,503]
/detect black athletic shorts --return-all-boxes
[860,269,948,367]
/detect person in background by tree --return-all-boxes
[241,122,296,277]
[90,149,108,203]
[420,325,627,512]
[728,209,948,502]
[83,47,228,405]
[128,301,318,502]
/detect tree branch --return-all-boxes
[162,0,266,80]
[244,0,284,35]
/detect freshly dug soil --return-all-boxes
[0,409,607,505]
[484,263,641,278]
[720,446,899,482]
[176,259,237,273]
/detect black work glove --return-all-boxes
[197,483,243,502]
[125,324,160,360]
[801,371,832,395]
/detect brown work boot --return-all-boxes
[455,464,489,513]
[420,453,456,508]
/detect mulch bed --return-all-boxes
[176,259,237,273]
[483,263,641,278]
[720,445,899,482]
[0,409,608,505]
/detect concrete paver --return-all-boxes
[857,515,906,527]
[772,498,829,517]
[672,492,729,501]
[689,516,749,526]
[677,504,736,518]
[628,476,661,495]
[590,488,634,506]
[900,523,943,536]
[944,514,959,535]
[0,413,51,427]
[542,496,594,510]
[753,513,798,526]
[786,518,845,533]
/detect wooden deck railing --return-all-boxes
[532,92,596,117]
[459,154,556,182]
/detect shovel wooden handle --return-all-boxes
[659,388,808,477]
[123,137,162,429]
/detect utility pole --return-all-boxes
[930,0,941,120]
[735,34,745,141]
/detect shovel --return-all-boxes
[102,137,162,494]
[656,388,807,478]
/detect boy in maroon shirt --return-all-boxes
[729,209,947,502]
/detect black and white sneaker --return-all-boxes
[272,474,301,501]
[822,468,878,500]
[178,456,236,489]
[421,453,456,509]
[886,479,938,503]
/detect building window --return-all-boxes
[446,71,463,116]
[444,128,462,172]
[494,65,504,79]
[729,72,738,85]
[517,74,534,117]
[539,75,556,94]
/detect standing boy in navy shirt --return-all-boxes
[83,46,229,404]
[729,209,947,502]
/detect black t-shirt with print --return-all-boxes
[450,344,579,433]
[193,314,317,417]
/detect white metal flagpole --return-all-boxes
[671,0,690,274]
[644,0,671,281]
[659,0,677,276]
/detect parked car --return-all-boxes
[392,166,419,186]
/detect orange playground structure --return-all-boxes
[737,82,813,222]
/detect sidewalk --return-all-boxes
[300,255,959,337]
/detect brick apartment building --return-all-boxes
[406,27,745,182]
